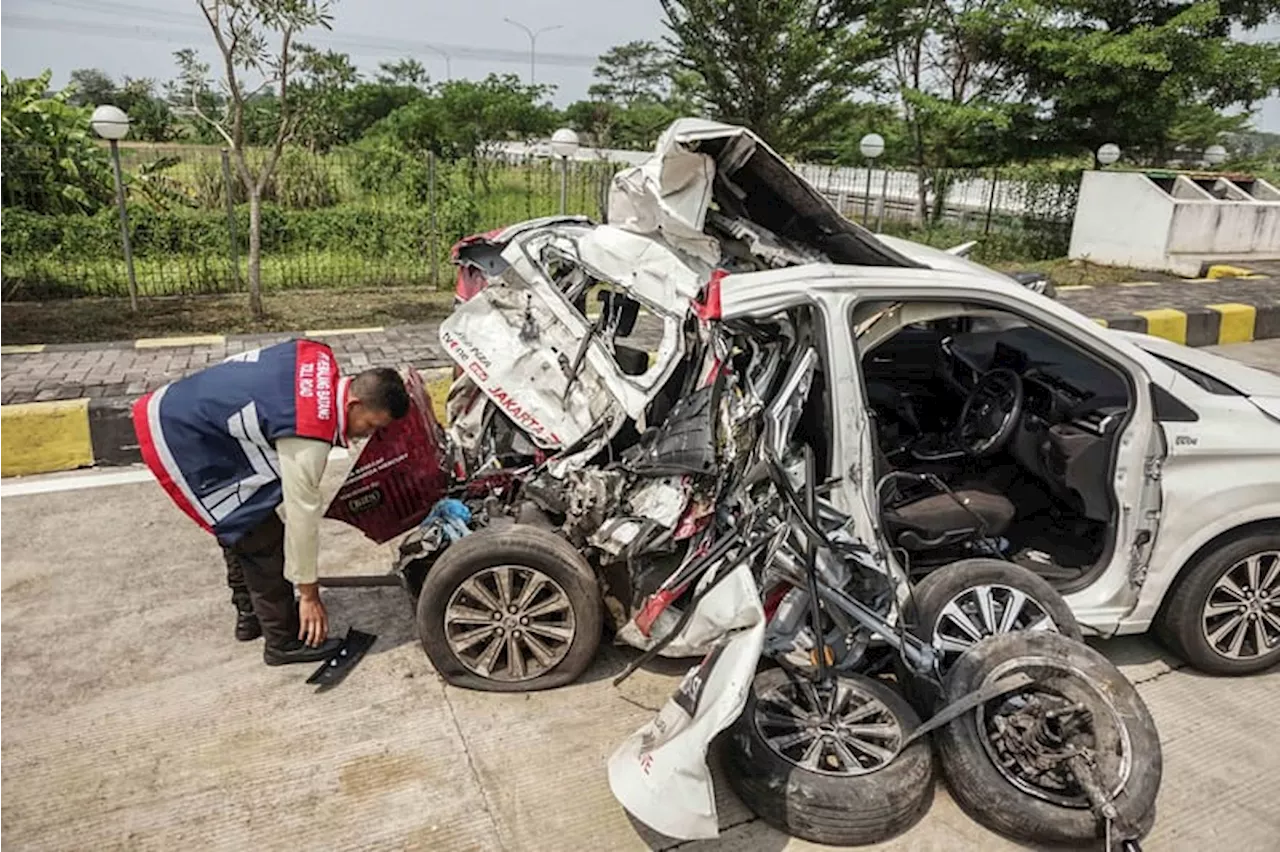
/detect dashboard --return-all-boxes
[942,325,1129,521]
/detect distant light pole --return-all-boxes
[424,45,452,81]
[91,104,138,312]
[503,17,562,84]
[550,128,580,214]
[1096,142,1121,169]
[859,133,885,225]
[1204,144,1228,168]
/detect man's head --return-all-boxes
[346,368,410,439]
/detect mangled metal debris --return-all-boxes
[324,118,1161,851]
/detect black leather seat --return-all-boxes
[873,430,1015,551]
[884,481,1015,550]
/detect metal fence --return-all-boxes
[1,143,617,301]
[1,141,1082,302]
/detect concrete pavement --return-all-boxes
[4,335,1280,851]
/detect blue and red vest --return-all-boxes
[132,339,348,546]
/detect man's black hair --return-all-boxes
[351,368,410,419]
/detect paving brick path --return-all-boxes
[2,278,1274,406]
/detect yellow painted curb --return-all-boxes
[1205,265,1256,280]
[1136,308,1188,345]
[304,326,385,337]
[136,334,226,349]
[1093,318,1109,328]
[1,344,46,354]
[1207,303,1257,345]
[1,399,94,477]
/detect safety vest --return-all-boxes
[132,339,349,546]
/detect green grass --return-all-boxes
[1,287,456,345]
[987,257,1182,287]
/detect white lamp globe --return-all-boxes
[1204,144,1228,166]
[90,105,131,141]
[1096,143,1121,166]
[859,133,885,159]
[549,128,580,159]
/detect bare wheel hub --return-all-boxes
[444,565,575,682]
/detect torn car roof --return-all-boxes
[607,118,923,270]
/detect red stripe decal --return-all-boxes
[294,340,340,441]
[132,393,213,533]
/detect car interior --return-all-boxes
[850,302,1133,589]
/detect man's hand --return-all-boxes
[297,583,328,646]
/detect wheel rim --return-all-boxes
[753,676,904,777]
[931,583,1060,673]
[976,656,1132,809]
[444,565,576,682]
[1200,550,1280,661]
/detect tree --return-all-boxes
[67,69,118,108]
[376,58,429,87]
[293,44,359,151]
[179,0,334,318]
[68,68,177,141]
[661,0,883,155]
[866,0,1031,220]
[369,74,557,185]
[1,70,114,215]
[588,41,673,105]
[994,0,1280,164]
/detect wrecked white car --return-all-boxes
[322,119,1278,849]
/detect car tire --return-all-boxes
[417,525,603,692]
[1156,529,1280,675]
[721,668,934,846]
[903,559,1082,710]
[935,632,1161,846]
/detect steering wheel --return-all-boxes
[956,368,1024,457]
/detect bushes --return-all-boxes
[2,204,441,259]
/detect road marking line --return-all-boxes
[1,344,47,354]
[1,446,351,497]
[135,334,226,349]
[1136,308,1188,345]
[1119,281,1162,287]
[1056,285,1093,291]
[304,327,386,337]
[1207,303,1257,345]
[1,399,94,477]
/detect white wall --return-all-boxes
[1070,170,1280,275]
[1068,171,1175,270]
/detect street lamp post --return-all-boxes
[859,133,885,225]
[550,128,580,214]
[91,105,138,312]
[503,17,562,84]
[424,45,452,81]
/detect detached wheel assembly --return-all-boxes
[722,668,934,846]
[934,632,1161,847]
[904,559,1082,710]
[417,525,603,692]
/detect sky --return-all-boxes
[2,0,1279,134]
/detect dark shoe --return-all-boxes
[235,611,263,642]
[263,637,343,667]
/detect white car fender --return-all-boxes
[1121,496,1280,633]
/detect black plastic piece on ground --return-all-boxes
[306,628,377,691]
